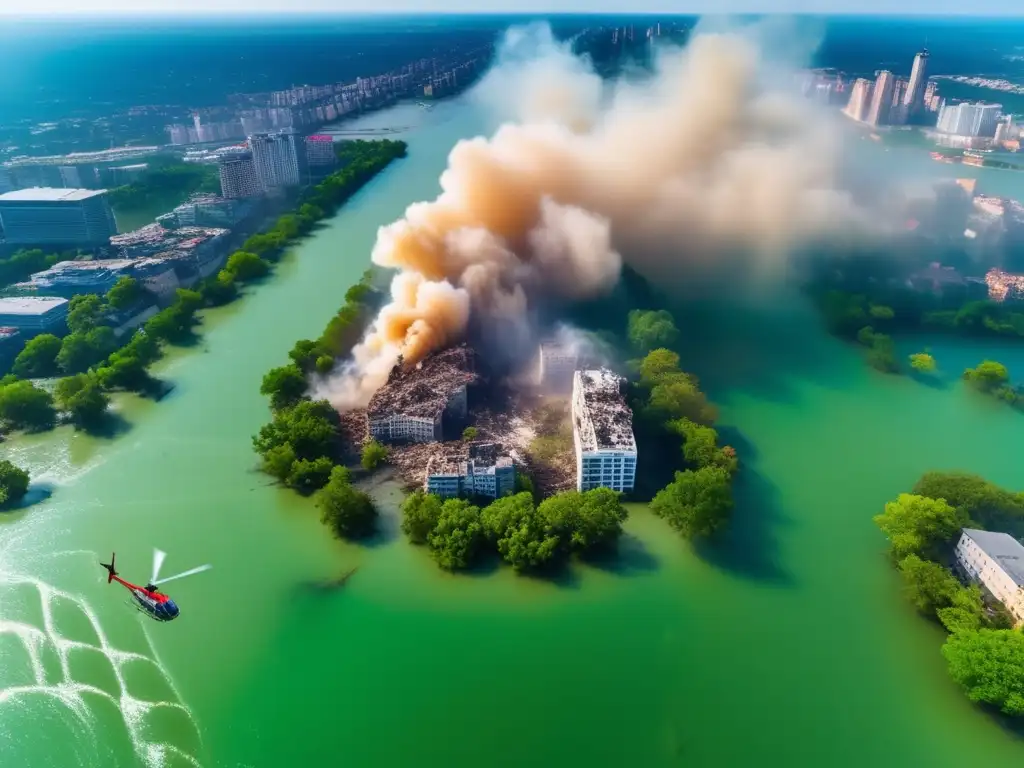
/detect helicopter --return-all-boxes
[100,549,211,622]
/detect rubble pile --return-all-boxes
[367,343,481,420]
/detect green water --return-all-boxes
[2,98,1024,768]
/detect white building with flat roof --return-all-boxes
[955,528,1024,625]
[0,187,117,247]
[571,369,637,493]
[0,296,69,335]
[425,443,516,500]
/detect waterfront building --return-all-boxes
[27,258,178,301]
[955,528,1024,625]
[305,135,336,167]
[218,152,263,199]
[937,102,1003,138]
[0,296,69,335]
[866,70,895,126]
[425,443,516,500]
[0,188,117,248]
[571,369,637,493]
[844,78,874,123]
[249,131,301,190]
[904,49,930,115]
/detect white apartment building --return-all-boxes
[571,369,637,493]
[425,443,516,500]
[955,528,1024,625]
[218,153,263,199]
[537,341,579,394]
[248,131,301,190]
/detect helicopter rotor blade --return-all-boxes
[152,563,212,587]
[151,549,167,585]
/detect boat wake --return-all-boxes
[0,557,204,768]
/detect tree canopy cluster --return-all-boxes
[856,326,899,374]
[0,248,61,289]
[874,474,1024,718]
[255,269,381,492]
[0,459,30,505]
[317,466,377,540]
[962,359,1021,406]
[106,162,220,213]
[908,351,937,373]
[400,487,629,573]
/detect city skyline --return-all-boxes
[5,1,1024,16]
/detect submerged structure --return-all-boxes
[571,369,637,493]
[425,442,516,500]
[367,343,481,444]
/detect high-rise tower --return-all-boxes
[866,71,895,126]
[904,49,930,116]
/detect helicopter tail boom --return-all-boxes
[100,552,117,584]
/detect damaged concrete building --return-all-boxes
[572,369,637,493]
[367,343,480,444]
[537,340,580,394]
[425,442,516,500]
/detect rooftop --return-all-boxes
[0,296,69,315]
[0,187,108,203]
[964,528,1024,586]
[368,343,480,420]
[574,369,636,453]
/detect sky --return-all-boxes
[1,0,1023,16]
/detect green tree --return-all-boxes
[963,360,1010,392]
[315,355,334,374]
[637,348,681,385]
[869,304,895,321]
[56,326,117,374]
[539,487,629,553]
[482,492,562,572]
[54,373,110,428]
[106,276,144,311]
[0,380,56,431]
[913,471,1024,536]
[647,373,718,426]
[427,499,485,571]
[872,493,966,561]
[286,457,334,495]
[670,417,737,473]
[289,339,327,371]
[260,442,297,483]
[252,399,340,465]
[628,309,679,353]
[650,465,734,539]
[936,585,988,634]
[400,490,444,545]
[317,466,376,540]
[260,364,308,411]
[12,334,62,378]
[462,426,478,441]
[942,629,1024,717]
[66,294,106,334]
[201,272,239,306]
[361,439,388,471]
[897,554,963,616]
[909,352,937,373]
[225,251,270,282]
[0,460,30,505]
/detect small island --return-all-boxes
[874,472,1024,719]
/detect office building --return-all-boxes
[218,152,263,199]
[955,528,1024,625]
[0,296,69,335]
[305,135,336,167]
[866,71,895,126]
[0,188,117,247]
[904,49,930,116]
[425,443,516,500]
[249,131,301,190]
[936,102,1003,138]
[844,78,873,123]
[571,369,637,493]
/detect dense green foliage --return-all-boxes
[316,466,377,540]
[106,163,220,213]
[401,488,629,574]
[876,474,1024,721]
[942,630,1024,716]
[260,364,308,411]
[224,251,269,282]
[856,326,899,373]
[0,248,60,289]
[106,276,145,311]
[12,334,62,378]
[650,465,734,538]
[909,352,936,373]
[0,459,30,505]
[253,399,342,494]
[360,439,388,471]
[54,373,110,429]
[872,493,967,561]
[627,309,679,353]
[461,426,478,441]
[0,379,55,431]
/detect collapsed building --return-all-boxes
[571,369,637,494]
[367,343,481,444]
[425,442,516,500]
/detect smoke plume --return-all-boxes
[319,19,885,409]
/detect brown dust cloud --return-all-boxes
[316,19,899,409]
